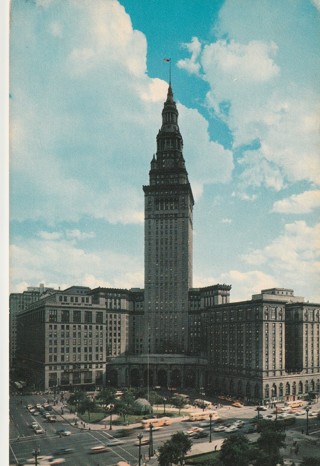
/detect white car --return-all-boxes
[214,425,226,432]
[225,426,238,433]
[25,456,53,464]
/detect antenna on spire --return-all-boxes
[163,58,171,85]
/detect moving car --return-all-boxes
[52,448,74,456]
[56,429,71,436]
[134,438,149,446]
[89,445,111,454]
[193,431,209,439]
[256,406,267,411]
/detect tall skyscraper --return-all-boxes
[143,85,194,354]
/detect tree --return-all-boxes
[158,432,192,466]
[301,458,320,466]
[96,388,116,409]
[78,397,96,421]
[171,396,186,415]
[256,425,286,466]
[219,433,251,466]
[68,391,87,407]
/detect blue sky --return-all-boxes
[9,0,320,302]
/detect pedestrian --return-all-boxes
[301,429,304,434]
[214,445,217,451]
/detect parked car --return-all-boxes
[214,425,226,432]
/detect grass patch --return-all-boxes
[77,411,106,423]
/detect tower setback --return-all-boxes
[143,85,194,354]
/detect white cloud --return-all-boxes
[177,0,320,191]
[49,21,62,38]
[9,236,144,293]
[272,190,320,214]
[66,229,96,240]
[10,0,233,227]
[194,269,277,302]
[221,218,232,224]
[311,0,320,11]
[201,39,279,84]
[38,231,63,241]
[177,37,202,76]
[242,221,320,300]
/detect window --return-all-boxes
[85,311,92,323]
[49,310,57,322]
[61,310,70,323]
[96,312,103,324]
[73,311,81,323]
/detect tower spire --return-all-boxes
[163,58,171,86]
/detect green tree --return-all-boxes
[171,396,186,415]
[78,397,96,421]
[158,432,192,466]
[301,458,320,466]
[219,433,251,466]
[68,391,87,407]
[96,388,116,408]
[256,425,286,466]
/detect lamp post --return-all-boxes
[306,406,310,435]
[209,413,212,443]
[163,397,167,415]
[149,423,154,458]
[32,447,40,466]
[109,404,114,430]
[137,433,143,466]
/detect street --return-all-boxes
[10,394,320,465]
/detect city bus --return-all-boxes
[285,400,304,408]
[141,417,170,428]
[187,411,219,422]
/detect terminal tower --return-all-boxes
[143,84,194,355]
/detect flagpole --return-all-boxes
[163,58,171,85]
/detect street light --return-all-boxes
[137,433,143,466]
[209,413,212,443]
[109,404,114,430]
[32,447,40,466]
[305,406,310,435]
[163,397,167,414]
[149,423,154,458]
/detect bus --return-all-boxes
[285,400,304,408]
[187,411,219,422]
[141,417,170,428]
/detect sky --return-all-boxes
[9,0,320,303]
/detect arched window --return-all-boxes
[265,384,270,399]
[292,382,296,395]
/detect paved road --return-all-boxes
[10,394,320,465]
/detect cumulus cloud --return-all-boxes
[242,221,320,300]
[311,0,320,11]
[10,0,232,227]
[177,0,320,192]
[177,37,202,76]
[194,269,277,302]
[272,190,320,214]
[10,236,144,293]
